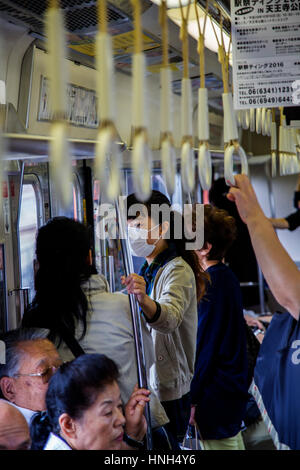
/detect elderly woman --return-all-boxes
[39,354,150,450]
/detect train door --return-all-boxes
[1,161,25,331]
[18,173,42,304]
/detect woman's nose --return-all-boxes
[115,408,126,427]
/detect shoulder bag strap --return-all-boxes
[58,321,85,358]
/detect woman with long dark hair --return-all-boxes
[123,190,208,442]
[21,216,172,449]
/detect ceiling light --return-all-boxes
[167,4,231,55]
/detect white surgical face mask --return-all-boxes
[128,224,160,258]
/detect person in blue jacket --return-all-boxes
[189,204,249,450]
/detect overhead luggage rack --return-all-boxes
[3,133,126,160]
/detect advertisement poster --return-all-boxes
[38,76,99,128]
[231,0,300,109]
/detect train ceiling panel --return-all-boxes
[0,0,231,114]
[0,0,130,35]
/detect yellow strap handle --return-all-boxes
[159,0,169,69]
[131,0,143,54]
[98,0,108,34]
[210,10,230,94]
[179,0,191,79]
[50,0,58,8]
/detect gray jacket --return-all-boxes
[57,274,168,429]
[147,257,198,402]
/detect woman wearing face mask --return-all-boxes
[123,190,208,443]
[22,216,172,450]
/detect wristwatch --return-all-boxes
[123,432,145,449]
[253,327,264,337]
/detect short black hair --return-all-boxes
[46,354,119,434]
[0,328,50,380]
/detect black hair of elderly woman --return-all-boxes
[31,354,150,450]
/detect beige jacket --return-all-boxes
[147,257,198,402]
[57,274,168,429]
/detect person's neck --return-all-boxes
[201,259,221,271]
[145,240,169,265]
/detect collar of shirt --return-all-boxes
[9,403,37,425]
[139,243,178,296]
[44,432,72,450]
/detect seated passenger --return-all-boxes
[41,354,149,450]
[123,190,207,443]
[0,328,61,425]
[0,400,31,450]
[189,205,249,450]
[21,217,170,449]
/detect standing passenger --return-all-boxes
[21,217,171,449]
[123,190,207,442]
[189,205,249,450]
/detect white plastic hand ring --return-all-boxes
[162,138,177,195]
[181,140,195,193]
[132,132,152,202]
[198,143,212,191]
[224,144,248,186]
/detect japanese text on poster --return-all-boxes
[231,0,300,109]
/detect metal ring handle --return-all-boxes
[132,132,152,201]
[161,138,176,195]
[224,144,249,186]
[181,141,195,193]
[198,143,212,190]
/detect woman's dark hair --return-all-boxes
[22,217,96,343]
[30,354,119,449]
[195,204,237,261]
[46,354,119,434]
[126,190,208,301]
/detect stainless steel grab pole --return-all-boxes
[115,196,153,450]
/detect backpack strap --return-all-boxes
[58,322,85,358]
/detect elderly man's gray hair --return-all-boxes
[0,328,50,384]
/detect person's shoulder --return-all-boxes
[162,256,194,275]
[88,290,131,323]
[208,263,240,288]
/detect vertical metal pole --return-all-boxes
[115,196,153,450]
[108,255,115,293]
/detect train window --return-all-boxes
[19,182,39,302]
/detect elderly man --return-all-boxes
[0,399,31,450]
[0,328,62,425]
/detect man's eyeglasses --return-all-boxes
[13,365,60,384]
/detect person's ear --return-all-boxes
[59,413,77,440]
[161,221,170,238]
[198,242,212,257]
[0,377,16,402]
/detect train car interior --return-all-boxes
[0,0,299,452]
